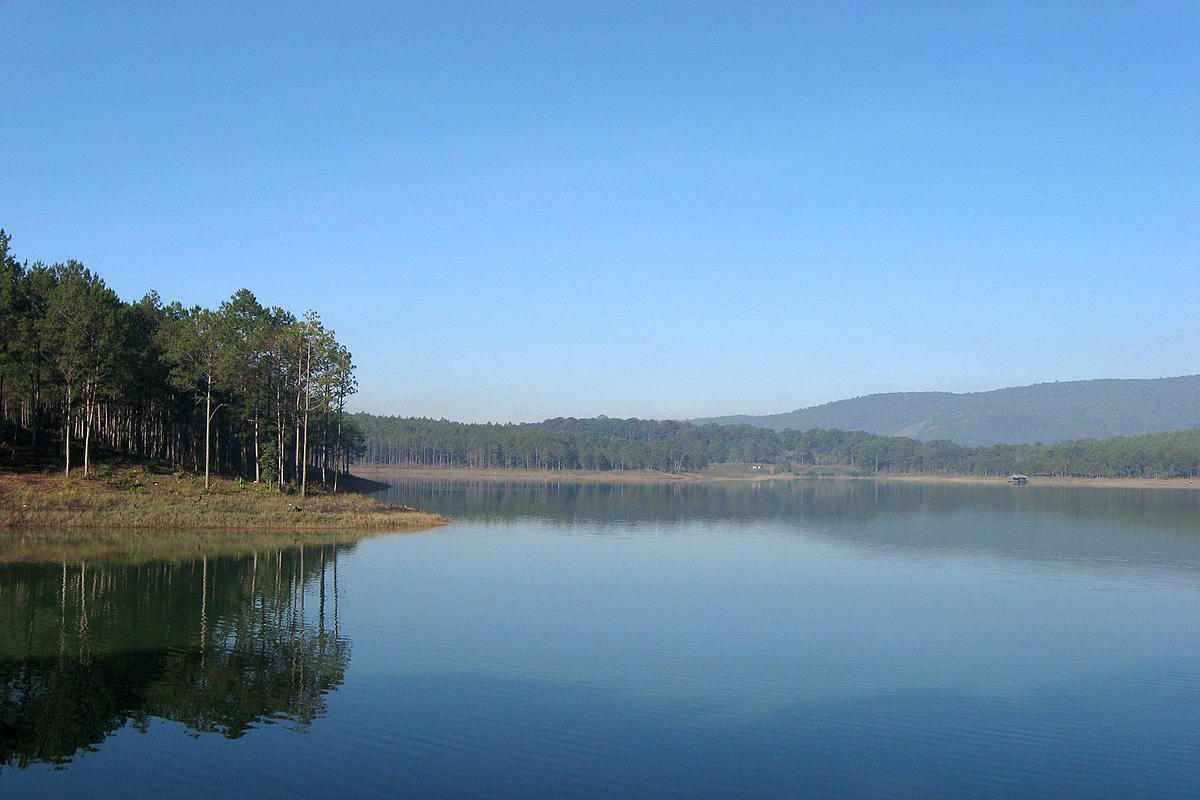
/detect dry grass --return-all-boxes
[0,466,447,531]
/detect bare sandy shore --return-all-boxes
[352,465,706,484]
[875,473,1198,490]
[352,465,1198,490]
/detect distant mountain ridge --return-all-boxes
[693,376,1200,446]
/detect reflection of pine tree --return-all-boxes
[0,543,352,769]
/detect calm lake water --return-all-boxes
[2,479,1199,799]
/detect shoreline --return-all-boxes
[874,473,1198,490]
[353,465,1199,491]
[353,465,710,484]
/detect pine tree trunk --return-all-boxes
[204,379,212,491]
[31,380,39,459]
[321,407,329,487]
[301,408,309,498]
[83,387,92,477]
[332,410,342,492]
[253,415,261,483]
[63,380,72,477]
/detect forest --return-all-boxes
[353,414,1200,480]
[0,230,360,495]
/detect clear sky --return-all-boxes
[3,1,1196,423]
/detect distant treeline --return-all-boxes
[0,229,360,493]
[353,414,1200,479]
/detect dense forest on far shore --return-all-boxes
[0,230,361,495]
[353,414,1200,480]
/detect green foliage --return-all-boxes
[259,438,279,485]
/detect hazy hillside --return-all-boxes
[694,376,1200,446]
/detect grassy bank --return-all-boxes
[0,466,447,531]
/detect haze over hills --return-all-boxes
[693,376,1200,447]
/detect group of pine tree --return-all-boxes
[0,230,360,495]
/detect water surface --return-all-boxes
[3,479,1198,798]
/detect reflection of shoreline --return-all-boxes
[354,465,1200,491]
[372,477,1200,570]
[0,528,391,566]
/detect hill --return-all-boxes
[693,376,1200,446]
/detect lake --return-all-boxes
[2,478,1198,799]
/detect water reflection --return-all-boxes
[375,477,1200,573]
[0,544,350,771]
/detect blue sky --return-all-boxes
[3,1,1196,422]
